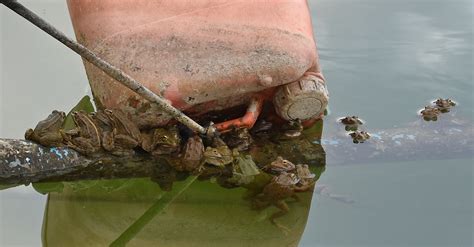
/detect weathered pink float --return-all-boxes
[66,0,328,131]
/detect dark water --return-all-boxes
[1,0,473,246]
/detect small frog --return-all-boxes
[104,109,142,156]
[90,110,115,151]
[281,119,303,138]
[202,145,233,168]
[132,103,173,130]
[434,98,456,113]
[198,164,233,181]
[25,110,66,147]
[420,106,441,121]
[252,172,300,232]
[349,131,371,144]
[141,127,180,156]
[173,135,204,172]
[183,135,205,166]
[295,164,315,180]
[222,127,253,151]
[295,164,316,190]
[262,156,296,174]
[226,154,260,186]
[251,119,273,135]
[340,116,363,131]
[63,111,102,155]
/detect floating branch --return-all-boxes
[0,139,159,185]
[1,117,472,185]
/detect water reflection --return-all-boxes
[1,0,473,245]
[324,113,473,166]
[310,0,473,129]
[27,122,327,246]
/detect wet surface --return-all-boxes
[1,0,473,246]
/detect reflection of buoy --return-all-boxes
[273,73,329,121]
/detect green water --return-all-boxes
[1,0,473,246]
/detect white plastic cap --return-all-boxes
[273,74,329,121]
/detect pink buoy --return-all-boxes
[67,0,328,130]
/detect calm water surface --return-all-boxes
[1,0,472,246]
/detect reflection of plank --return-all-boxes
[323,119,474,166]
[0,138,158,185]
[315,184,355,204]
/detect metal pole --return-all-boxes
[1,0,208,135]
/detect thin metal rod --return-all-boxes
[1,0,207,134]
